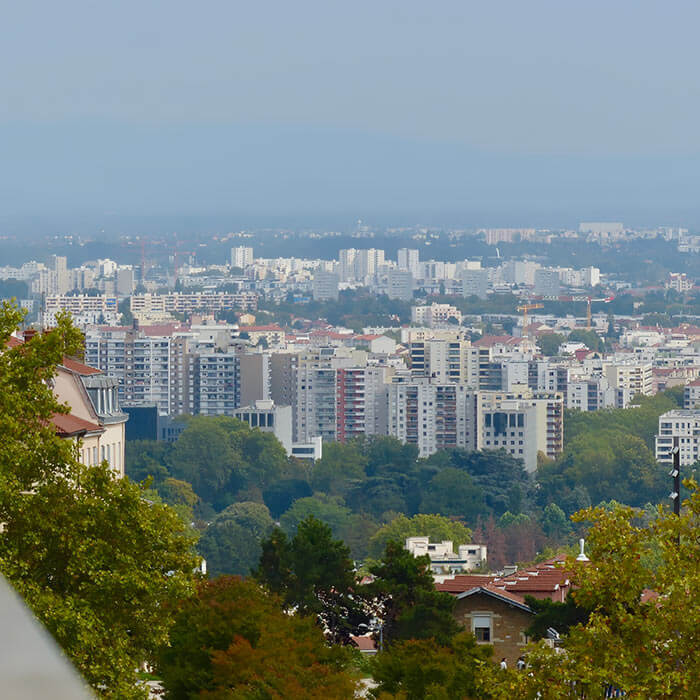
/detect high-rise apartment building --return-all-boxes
[462,269,489,299]
[534,268,561,297]
[312,271,340,301]
[231,246,254,269]
[386,270,413,301]
[397,248,420,276]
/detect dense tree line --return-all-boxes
[126,387,684,579]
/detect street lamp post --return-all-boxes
[670,438,681,546]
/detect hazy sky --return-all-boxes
[3,0,700,228]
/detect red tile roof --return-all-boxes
[51,412,103,437]
[61,357,102,375]
[436,575,498,593]
[5,336,23,348]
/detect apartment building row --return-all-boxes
[83,324,268,417]
[130,291,258,320]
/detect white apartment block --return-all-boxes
[196,352,241,415]
[476,390,563,471]
[130,292,258,318]
[397,248,420,276]
[534,268,561,297]
[462,269,489,299]
[43,294,120,327]
[386,269,413,301]
[231,246,254,269]
[666,272,693,294]
[566,376,616,411]
[409,339,474,385]
[386,381,563,470]
[405,537,488,576]
[411,303,462,327]
[312,270,340,301]
[655,410,700,467]
[387,380,475,458]
[604,362,653,407]
[685,380,700,409]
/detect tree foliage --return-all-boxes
[0,304,199,698]
[368,541,460,647]
[198,501,275,577]
[370,632,493,700]
[537,332,566,356]
[157,577,356,700]
[255,517,369,644]
[368,513,472,559]
[490,484,700,699]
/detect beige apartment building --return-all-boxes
[53,358,127,477]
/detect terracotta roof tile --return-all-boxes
[61,357,102,375]
[51,413,103,437]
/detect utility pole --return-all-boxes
[670,438,681,547]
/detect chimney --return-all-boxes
[576,538,589,562]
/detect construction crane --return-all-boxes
[584,295,614,330]
[517,303,544,339]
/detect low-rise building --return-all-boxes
[405,537,487,575]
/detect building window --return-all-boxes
[472,615,491,642]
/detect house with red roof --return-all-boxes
[438,556,574,665]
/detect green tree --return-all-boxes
[168,416,247,508]
[445,449,532,517]
[537,332,566,356]
[255,517,370,644]
[198,502,275,577]
[262,477,312,518]
[490,484,700,699]
[524,592,590,641]
[368,541,460,647]
[568,328,605,352]
[157,577,356,700]
[0,303,199,698]
[540,502,571,539]
[420,467,486,522]
[370,632,493,700]
[124,438,171,484]
[368,514,472,559]
[538,429,665,510]
[279,494,353,539]
[310,440,367,497]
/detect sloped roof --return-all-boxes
[51,413,103,437]
[60,357,102,376]
[350,635,377,651]
[436,575,498,593]
[455,585,533,613]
